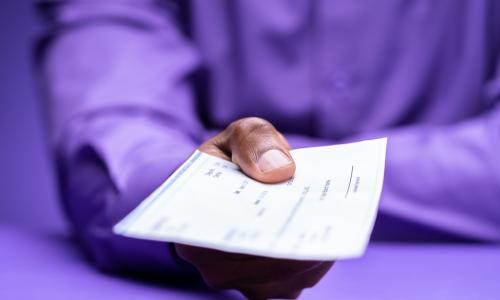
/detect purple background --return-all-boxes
[0,1,66,232]
[1,3,499,300]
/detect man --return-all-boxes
[38,1,500,299]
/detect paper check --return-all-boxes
[114,138,387,260]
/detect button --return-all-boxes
[326,70,353,103]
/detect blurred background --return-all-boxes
[0,3,499,300]
[0,1,66,233]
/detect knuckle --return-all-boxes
[204,277,233,290]
[240,286,302,300]
[228,117,275,137]
[173,244,197,263]
[303,278,320,288]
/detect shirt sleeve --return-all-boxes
[285,110,500,242]
[37,0,202,274]
[364,104,500,242]
[284,74,500,243]
[353,50,500,242]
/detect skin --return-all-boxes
[174,117,334,300]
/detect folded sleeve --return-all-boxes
[286,109,500,242]
[370,105,500,241]
[347,56,500,242]
[285,77,500,243]
[37,0,203,274]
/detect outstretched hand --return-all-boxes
[174,117,334,299]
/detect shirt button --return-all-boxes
[326,70,353,104]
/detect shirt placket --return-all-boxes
[312,0,365,139]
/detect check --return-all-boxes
[114,138,387,260]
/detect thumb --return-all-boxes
[200,117,295,183]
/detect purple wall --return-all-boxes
[0,1,66,232]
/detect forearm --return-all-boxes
[375,116,500,241]
[58,113,200,274]
[38,0,204,273]
[283,108,500,242]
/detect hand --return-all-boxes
[174,117,334,299]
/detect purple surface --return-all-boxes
[1,226,499,300]
[0,226,240,300]
[310,244,500,300]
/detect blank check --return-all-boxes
[114,138,387,260]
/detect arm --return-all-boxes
[38,0,202,274]
[37,4,334,295]
[285,87,500,242]
[368,105,500,241]
[352,49,500,241]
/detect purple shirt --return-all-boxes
[38,1,500,274]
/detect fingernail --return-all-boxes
[257,149,292,173]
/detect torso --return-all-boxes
[184,0,500,139]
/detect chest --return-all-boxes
[189,0,494,138]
